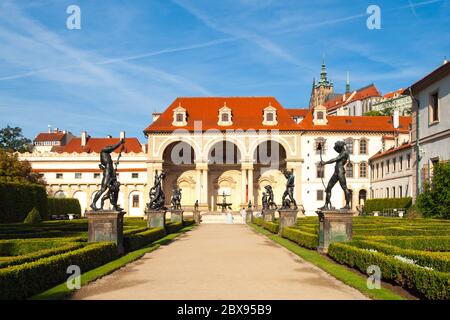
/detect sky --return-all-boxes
[0,0,449,142]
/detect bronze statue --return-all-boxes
[318,141,351,210]
[261,192,268,209]
[194,200,199,211]
[264,185,277,209]
[90,138,125,211]
[147,172,167,211]
[281,169,297,209]
[171,187,182,210]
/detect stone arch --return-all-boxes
[54,190,67,198]
[206,140,242,165]
[157,137,200,161]
[249,136,293,160]
[72,190,87,215]
[203,138,244,164]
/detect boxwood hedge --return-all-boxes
[281,227,318,249]
[364,197,412,214]
[47,198,81,216]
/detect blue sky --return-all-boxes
[0,0,449,142]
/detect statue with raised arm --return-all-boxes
[318,141,351,210]
[147,171,167,211]
[90,138,125,211]
[264,185,277,210]
[281,169,297,209]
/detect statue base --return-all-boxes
[316,209,354,253]
[146,209,167,228]
[245,208,253,223]
[170,209,184,224]
[193,210,201,224]
[278,209,298,234]
[261,209,275,222]
[86,210,125,255]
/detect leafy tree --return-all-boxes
[0,149,45,184]
[0,125,32,152]
[416,162,450,219]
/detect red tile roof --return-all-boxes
[298,111,412,133]
[383,88,406,99]
[58,137,142,154]
[369,142,412,161]
[144,97,300,132]
[34,132,66,142]
[286,108,309,117]
[325,84,381,111]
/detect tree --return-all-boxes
[416,162,450,219]
[0,125,32,152]
[0,149,45,184]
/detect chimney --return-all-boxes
[48,125,51,133]
[393,109,400,129]
[81,131,87,146]
[120,131,126,140]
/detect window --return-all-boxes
[266,112,274,122]
[75,173,82,179]
[393,158,396,172]
[132,173,139,179]
[407,154,411,169]
[399,156,403,171]
[344,138,354,154]
[317,111,324,120]
[56,173,63,179]
[359,139,368,154]
[132,195,140,208]
[314,137,326,155]
[172,105,187,126]
[381,162,384,177]
[94,173,100,179]
[376,163,379,179]
[429,91,439,123]
[359,162,367,178]
[317,190,324,201]
[221,113,229,122]
[386,188,389,198]
[392,187,396,198]
[262,105,277,125]
[218,105,233,126]
[316,163,324,178]
[176,113,183,122]
[386,160,390,173]
[345,162,354,178]
[399,186,403,198]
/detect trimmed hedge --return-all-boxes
[0,242,117,299]
[349,240,450,273]
[364,197,412,214]
[24,208,42,224]
[253,218,279,234]
[281,227,318,249]
[165,222,184,234]
[47,198,81,216]
[0,181,48,223]
[123,227,166,252]
[328,242,450,300]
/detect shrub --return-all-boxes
[24,207,42,224]
[363,198,412,214]
[123,227,166,252]
[165,222,183,234]
[0,242,117,299]
[328,243,450,300]
[0,181,48,223]
[281,227,318,249]
[416,162,450,219]
[253,217,279,233]
[47,198,81,216]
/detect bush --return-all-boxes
[328,243,450,300]
[0,242,117,299]
[47,197,81,216]
[281,227,318,249]
[253,217,279,233]
[0,181,48,223]
[165,222,183,234]
[416,162,450,219]
[23,208,41,224]
[364,198,412,214]
[123,227,166,252]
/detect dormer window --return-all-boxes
[262,104,277,126]
[313,105,328,125]
[172,104,187,126]
[218,103,233,126]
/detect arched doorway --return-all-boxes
[73,191,87,215]
[359,189,367,206]
[128,190,143,216]
[253,141,287,209]
[208,141,242,211]
[162,141,196,209]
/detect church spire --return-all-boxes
[318,56,329,86]
[345,71,351,93]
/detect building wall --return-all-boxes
[372,95,412,115]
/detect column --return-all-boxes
[248,167,254,205]
[240,166,247,205]
[122,184,129,216]
[196,162,208,209]
[195,168,202,203]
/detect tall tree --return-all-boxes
[0,125,32,152]
[0,149,45,184]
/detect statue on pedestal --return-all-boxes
[90,138,125,211]
[318,141,351,210]
[194,200,199,211]
[171,187,182,210]
[147,172,167,211]
[281,169,297,209]
[264,185,277,209]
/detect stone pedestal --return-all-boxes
[86,210,125,255]
[262,209,275,222]
[245,209,253,223]
[193,210,201,224]
[146,209,167,228]
[278,209,298,235]
[316,209,354,253]
[170,209,184,224]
